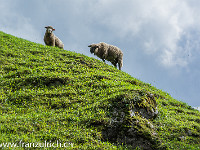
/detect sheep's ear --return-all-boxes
[88,45,92,47]
[53,28,55,31]
[45,26,48,28]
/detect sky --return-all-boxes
[0,0,200,109]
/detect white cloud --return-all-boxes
[0,1,42,43]
[1,0,200,68]
[86,0,198,68]
[194,107,200,111]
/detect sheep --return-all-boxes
[88,42,123,70]
[44,26,64,49]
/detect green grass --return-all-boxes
[0,31,200,149]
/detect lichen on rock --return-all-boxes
[102,90,161,149]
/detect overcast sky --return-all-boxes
[1,0,200,108]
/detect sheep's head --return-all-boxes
[88,44,99,54]
[45,26,55,34]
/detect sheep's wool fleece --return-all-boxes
[99,43,122,60]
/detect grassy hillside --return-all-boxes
[0,31,200,149]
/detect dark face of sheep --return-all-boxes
[88,45,98,54]
[45,26,55,34]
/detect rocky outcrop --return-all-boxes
[102,90,161,150]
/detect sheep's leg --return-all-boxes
[111,61,117,68]
[114,63,117,68]
[118,63,122,70]
[52,39,55,47]
[44,40,48,46]
[118,59,123,70]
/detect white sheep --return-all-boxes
[44,26,64,49]
[88,42,123,70]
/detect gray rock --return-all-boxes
[102,91,161,149]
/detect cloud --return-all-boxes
[0,0,42,43]
[85,0,198,68]
[194,107,200,111]
[1,0,200,69]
